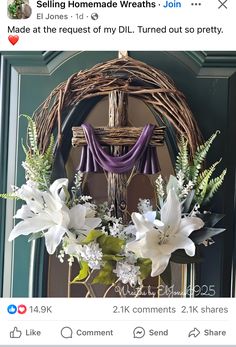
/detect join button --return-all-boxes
[163,0,182,8]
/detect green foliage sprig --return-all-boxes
[204,169,227,204]
[0,192,20,200]
[21,115,54,190]
[189,131,220,184]
[1,115,54,199]
[71,230,125,285]
[175,131,226,206]
[175,136,189,178]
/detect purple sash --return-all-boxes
[78,123,160,174]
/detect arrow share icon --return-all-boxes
[188,327,201,338]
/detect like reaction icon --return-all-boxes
[7,304,27,314]
[7,305,17,315]
[10,327,22,339]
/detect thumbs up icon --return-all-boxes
[10,327,22,338]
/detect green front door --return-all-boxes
[1,51,236,297]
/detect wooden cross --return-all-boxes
[72,89,165,224]
[72,52,165,224]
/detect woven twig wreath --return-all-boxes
[34,56,202,153]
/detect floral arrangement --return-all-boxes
[1,116,226,287]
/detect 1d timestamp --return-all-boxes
[29,306,52,314]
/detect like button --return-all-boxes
[10,327,22,339]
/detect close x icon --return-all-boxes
[218,0,228,9]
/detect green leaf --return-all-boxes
[195,160,221,205]
[137,258,152,280]
[71,261,89,283]
[160,263,172,286]
[81,230,104,244]
[175,135,189,178]
[21,114,39,154]
[18,115,55,190]
[102,254,125,261]
[190,131,220,184]
[171,249,203,264]
[182,189,195,213]
[97,235,125,255]
[0,193,19,200]
[92,261,117,285]
[44,134,55,164]
[196,212,225,228]
[21,140,29,155]
[190,227,225,245]
[196,160,221,186]
[204,169,227,204]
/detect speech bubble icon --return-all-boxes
[188,327,200,338]
[61,327,73,339]
[133,326,145,339]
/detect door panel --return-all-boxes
[0,51,117,297]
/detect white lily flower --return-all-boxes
[126,189,204,277]
[9,178,101,255]
[69,203,101,234]
[84,202,97,218]
[62,231,83,257]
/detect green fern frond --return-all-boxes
[0,193,19,200]
[195,160,222,205]
[44,134,54,164]
[190,131,220,183]
[1,116,55,201]
[24,154,52,189]
[204,169,227,204]
[196,159,221,187]
[21,139,29,155]
[19,116,55,190]
[21,114,38,154]
[175,135,189,178]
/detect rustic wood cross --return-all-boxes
[72,90,165,224]
[72,53,165,224]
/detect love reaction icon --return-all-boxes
[18,304,27,314]
[8,35,19,46]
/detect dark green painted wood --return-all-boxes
[1,51,236,297]
[0,51,117,297]
[0,54,11,296]
[127,51,236,297]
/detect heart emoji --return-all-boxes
[8,35,19,46]
[18,304,27,314]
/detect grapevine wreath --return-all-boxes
[1,57,226,290]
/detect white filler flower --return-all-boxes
[79,242,103,270]
[9,179,101,255]
[114,261,141,287]
[126,189,204,277]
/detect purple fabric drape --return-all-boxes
[78,123,160,174]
